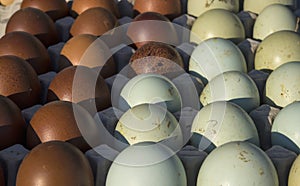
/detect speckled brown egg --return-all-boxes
[47,66,111,114]
[0,31,51,75]
[21,0,69,21]
[70,7,117,37]
[0,95,26,150]
[0,55,41,109]
[5,7,58,47]
[133,0,181,20]
[71,0,119,18]
[16,141,94,186]
[59,34,116,78]
[127,12,179,48]
[129,42,184,77]
[27,101,97,151]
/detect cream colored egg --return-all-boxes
[244,0,296,14]
[288,154,300,185]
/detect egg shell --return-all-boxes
[106,142,187,186]
[197,141,279,186]
[0,55,41,109]
[244,0,296,14]
[16,141,94,186]
[0,0,14,6]
[189,38,247,83]
[21,0,69,21]
[0,31,51,75]
[187,0,239,17]
[200,71,260,113]
[191,101,259,150]
[190,9,245,45]
[254,31,300,71]
[288,154,300,185]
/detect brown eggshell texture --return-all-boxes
[16,141,94,186]
[0,31,51,75]
[21,0,69,21]
[5,7,58,47]
[0,55,41,109]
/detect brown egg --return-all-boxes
[129,42,184,77]
[0,55,41,109]
[71,0,120,18]
[21,0,69,21]
[47,66,111,114]
[16,141,94,186]
[0,31,51,75]
[0,0,14,6]
[27,101,99,151]
[70,7,118,37]
[0,163,4,186]
[5,7,58,47]
[133,0,181,20]
[0,95,26,150]
[59,34,116,78]
[127,12,179,48]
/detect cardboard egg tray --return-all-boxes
[1,0,300,186]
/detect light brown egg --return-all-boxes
[133,0,181,20]
[59,34,116,78]
[0,31,51,75]
[0,0,14,6]
[70,7,118,37]
[127,12,179,48]
[0,95,26,150]
[71,0,120,18]
[0,55,41,109]
[47,66,111,114]
[5,7,58,47]
[21,0,69,21]
[16,141,94,186]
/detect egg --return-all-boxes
[264,62,300,108]
[253,4,297,41]
[133,0,181,20]
[188,0,239,17]
[120,74,182,113]
[5,7,58,47]
[197,141,278,186]
[0,55,41,109]
[59,34,116,78]
[0,31,51,75]
[271,101,300,153]
[106,142,187,186]
[0,95,26,150]
[189,38,247,84]
[21,0,69,21]
[27,101,100,151]
[70,7,118,37]
[288,154,300,185]
[0,0,14,6]
[191,101,259,152]
[129,42,184,78]
[244,0,296,14]
[200,71,260,113]
[16,141,94,186]
[127,12,179,48]
[115,104,182,145]
[71,0,120,18]
[190,9,245,44]
[254,31,300,71]
[47,66,111,114]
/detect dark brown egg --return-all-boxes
[127,12,179,48]
[0,31,51,75]
[27,101,96,151]
[16,141,94,186]
[59,34,116,78]
[71,0,119,18]
[0,163,4,186]
[5,7,58,47]
[0,95,26,150]
[70,7,117,37]
[47,66,111,114]
[0,55,41,109]
[129,42,184,77]
[21,0,69,21]
[133,0,181,20]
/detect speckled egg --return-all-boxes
[288,154,300,185]
[244,0,296,14]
